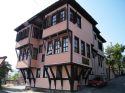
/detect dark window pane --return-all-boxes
[77,15,81,28]
[81,41,85,56]
[98,41,103,51]
[39,45,43,53]
[54,39,60,54]
[52,14,57,25]
[47,41,53,55]
[42,54,45,62]
[86,44,90,58]
[36,68,41,78]
[32,27,41,39]
[74,36,79,53]
[62,36,68,52]
[32,48,38,60]
[60,10,65,22]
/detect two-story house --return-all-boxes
[15,0,106,92]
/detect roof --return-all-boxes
[93,27,106,43]
[0,56,7,66]
[97,34,106,43]
[15,0,97,32]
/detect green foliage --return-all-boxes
[0,61,12,87]
[105,43,125,75]
[0,61,12,78]
[8,72,20,80]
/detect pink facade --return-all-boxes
[15,0,106,92]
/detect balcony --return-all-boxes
[16,38,29,49]
[43,21,67,38]
[16,58,39,69]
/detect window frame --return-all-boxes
[74,36,79,53]
[81,40,85,56]
[54,39,61,54]
[76,15,81,28]
[36,68,41,78]
[52,14,57,26]
[62,36,68,52]
[98,41,103,51]
[60,10,65,22]
[47,41,53,55]
[32,48,38,60]
[86,44,90,58]
[39,45,43,53]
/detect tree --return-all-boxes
[105,43,125,78]
[0,61,12,87]
[8,72,19,81]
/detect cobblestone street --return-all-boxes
[0,76,125,93]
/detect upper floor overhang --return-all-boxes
[15,0,97,32]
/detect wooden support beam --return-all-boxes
[30,68,36,87]
[85,68,92,84]
[20,69,26,84]
[44,66,51,89]
[58,65,63,90]
[49,66,56,89]
[78,67,83,83]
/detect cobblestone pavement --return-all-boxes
[78,75,125,93]
[0,76,125,93]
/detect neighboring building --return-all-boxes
[15,0,106,92]
[0,56,7,67]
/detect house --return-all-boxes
[15,0,106,92]
[0,56,7,67]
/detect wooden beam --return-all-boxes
[49,66,56,89]
[20,69,26,84]
[44,66,51,89]
[58,65,63,90]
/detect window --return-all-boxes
[36,68,41,78]
[19,50,22,61]
[23,49,27,60]
[52,14,57,25]
[81,41,85,56]
[70,9,73,21]
[62,36,68,52]
[47,41,53,55]
[54,40,60,54]
[56,66,62,78]
[42,54,45,62]
[74,36,79,53]
[86,44,90,58]
[60,10,65,22]
[82,57,89,65]
[32,48,38,60]
[98,55,104,67]
[77,15,81,28]
[46,16,52,27]
[70,9,76,24]
[32,27,41,39]
[26,48,30,60]
[39,45,43,53]
[98,41,103,51]
[16,28,29,42]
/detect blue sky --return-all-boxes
[0,0,125,69]
[79,0,125,46]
